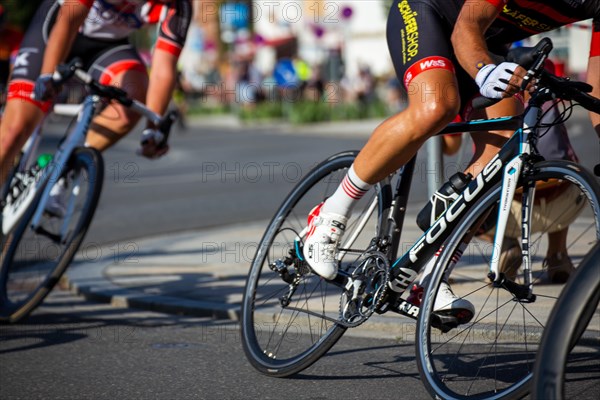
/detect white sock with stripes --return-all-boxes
[322,164,372,217]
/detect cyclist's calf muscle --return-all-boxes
[84,71,148,151]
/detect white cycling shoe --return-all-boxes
[408,282,475,324]
[303,203,348,280]
[434,282,475,322]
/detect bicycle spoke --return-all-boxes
[241,153,387,376]
[417,164,600,399]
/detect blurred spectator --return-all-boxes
[304,63,325,102]
[1,1,44,107]
[236,59,264,106]
[385,76,404,114]
[355,65,375,107]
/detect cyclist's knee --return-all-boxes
[423,94,459,121]
[408,99,459,136]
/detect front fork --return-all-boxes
[484,155,537,303]
[489,154,523,283]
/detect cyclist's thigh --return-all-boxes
[87,44,149,105]
[85,45,148,139]
[87,44,148,96]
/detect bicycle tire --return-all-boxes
[0,147,104,323]
[415,160,600,400]
[241,151,392,377]
[531,241,600,400]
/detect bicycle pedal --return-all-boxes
[431,312,459,333]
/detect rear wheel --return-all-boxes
[0,148,104,323]
[416,161,600,399]
[241,151,391,376]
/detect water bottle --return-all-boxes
[27,153,53,179]
[416,171,473,231]
[37,154,53,169]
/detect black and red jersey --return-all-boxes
[485,0,600,56]
[73,0,192,56]
[421,0,599,55]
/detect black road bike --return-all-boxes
[241,39,600,399]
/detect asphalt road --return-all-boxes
[0,291,433,400]
[79,121,371,245]
[2,290,598,399]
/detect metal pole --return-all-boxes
[426,136,444,197]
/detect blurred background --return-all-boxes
[138,0,595,125]
[0,0,595,125]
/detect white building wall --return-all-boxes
[340,0,390,78]
[568,20,593,76]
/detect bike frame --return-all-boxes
[337,101,550,316]
[2,67,166,239]
[1,96,99,237]
[29,95,98,234]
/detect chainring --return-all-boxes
[339,251,390,327]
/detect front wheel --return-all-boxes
[240,151,391,377]
[416,161,600,400]
[0,148,104,323]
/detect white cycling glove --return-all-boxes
[475,62,519,99]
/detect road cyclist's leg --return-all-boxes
[84,57,148,151]
[304,69,461,281]
[45,47,148,217]
[0,94,46,187]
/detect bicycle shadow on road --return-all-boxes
[0,289,222,355]
[290,341,423,382]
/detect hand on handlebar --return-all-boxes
[138,128,169,159]
[475,62,529,99]
[32,73,62,102]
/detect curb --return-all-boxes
[63,219,423,338]
[68,279,240,321]
[63,220,416,339]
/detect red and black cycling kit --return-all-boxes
[0,2,44,94]
[387,0,600,113]
[7,0,192,112]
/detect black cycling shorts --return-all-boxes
[386,0,480,116]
